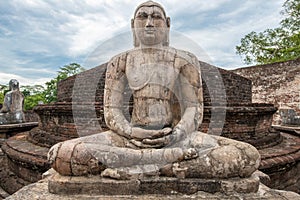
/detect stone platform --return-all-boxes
[0,132,50,194]
[5,170,300,200]
[258,128,300,192]
[48,172,259,195]
[1,132,50,182]
[0,148,10,199]
[0,122,38,140]
[273,125,300,136]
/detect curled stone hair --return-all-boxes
[131,0,170,47]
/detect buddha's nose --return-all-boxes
[146,16,154,27]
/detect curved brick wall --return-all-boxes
[233,58,300,124]
[57,61,252,105]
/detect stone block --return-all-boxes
[48,172,259,195]
[48,173,140,195]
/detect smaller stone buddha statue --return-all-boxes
[0,79,25,124]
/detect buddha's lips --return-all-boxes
[145,28,156,34]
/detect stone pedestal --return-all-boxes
[48,172,259,195]
[5,170,300,200]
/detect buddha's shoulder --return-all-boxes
[168,47,199,68]
[171,47,197,60]
[108,51,129,63]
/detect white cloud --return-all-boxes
[66,12,128,56]
[0,72,50,86]
[179,0,285,68]
[0,0,288,85]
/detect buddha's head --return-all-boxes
[8,79,19,91]
[132,1,170,47]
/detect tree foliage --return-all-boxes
[21,85,45,110]
[0,84,8,106]
[44,63,85,103]
[236,0,300,64]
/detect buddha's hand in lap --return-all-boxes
[131,127,172,139]
[131,127,186,148]
[130,127,172,148]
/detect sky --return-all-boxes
[0,0,285,86]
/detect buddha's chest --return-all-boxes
[126,54,179,90]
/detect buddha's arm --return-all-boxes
[104,55,132,138]
[173,57,203,139]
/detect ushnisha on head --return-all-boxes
[8,79,20,91]
[131,1,170,47]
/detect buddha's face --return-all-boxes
[133,5,169,46]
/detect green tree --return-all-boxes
[236,0,300,64]
[44,63,85,103]
[0,84,8,105]
[20,85,46,110]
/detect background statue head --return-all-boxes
[8,79,20,91]
[131,0,170,47]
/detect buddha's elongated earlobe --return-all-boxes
[166,17,170,28]
[163,17,170,46]
[132,18,140,47]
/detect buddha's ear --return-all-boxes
[131,18,140,47]
[162,17,170,46]
[166,17,170,28]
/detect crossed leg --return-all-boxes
[48,131,260,179]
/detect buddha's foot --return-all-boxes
[172,163,188,179]
[101,168,130,180]
[101,165,161,180]
[48,142,62,165]
[183,148,198,160]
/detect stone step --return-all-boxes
[0,122,38,138]
[259,132,300,170]
[0,185,10,199]
[1,132,50,183]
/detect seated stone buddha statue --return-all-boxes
[0,79,25,125]
[48,0,260,180]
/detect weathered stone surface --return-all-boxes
[5,172,300,200]
[1,133,50,183]
[258,130,300,193]
[279,108,300,125]
[0,149,10,199]
[0,186,9,199]
[49,173,140,195]
[232,58,300,125]
[48,171,259,195]
[0,79,25,125]
[48,1,261,183]
[0,149,31,195]
[0,122,38,139]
